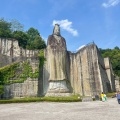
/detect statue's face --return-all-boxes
[53,24,60,35]
[55,28,60,35]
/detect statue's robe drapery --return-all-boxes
[47,35,67,81]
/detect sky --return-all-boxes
[0,0,120,51]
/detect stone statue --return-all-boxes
[46,24,70,95]
[53,24,60,36]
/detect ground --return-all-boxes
[0,98,120,120]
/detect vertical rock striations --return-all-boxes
[0,24,115,98]
[68,44,110,96]
[0,38,39,67]
[0,38,40,98]
[43,24,114,97]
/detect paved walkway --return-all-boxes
[0,98,120,120]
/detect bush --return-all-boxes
[0,96,82,104]
[106,92,116,98]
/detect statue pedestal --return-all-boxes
[46,80,71,96]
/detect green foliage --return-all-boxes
[20,61,39,79]
[0,85,4,95]
[99,46,120,77]
[0,95,82,103]
[0,18,12,38]
[106,92,116,98]
[39,50,46,67]
[26,28,46,50]
[13,31,28,48]
[29,69,39,78]
[0,17,46,50]
[0,60,39,95]
[0,62,19,85]
[41,95,82,102]
[27,27,40,41]
[0,63,19,94]
[0,61,39,94]
[33,35,46,49]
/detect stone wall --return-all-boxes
[97,53,110,93]
[0,54,12,67]
[104,57,116,92]
[68,44,109,96]
[0,38,40,99]
[0,38,39,67]
[43,43,114,97]
[3,78,38,99]
[0,38,115,98]
[0,57,40,99]
[115,76,120,92]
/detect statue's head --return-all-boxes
[53,24,60,36]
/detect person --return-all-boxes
[101,92,105,102]
[101,92,107,102]
[116,92,120,104]
[104,93,107,101]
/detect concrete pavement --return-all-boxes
[0,98,120,120]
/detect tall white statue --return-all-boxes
[46,24,70,95]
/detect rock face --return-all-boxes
[115,76,120,92]
[0,38,39,67]
[43,24,115,97]
[0,38,40,99]
[0,24,116,98]
[104,58,115,92]
[3,78,38,99]
[68,44,112,96]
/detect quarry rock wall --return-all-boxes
[0,38,39,67]
[115,76,120,92]
[68,44,107,96]
[0,38,40,99]
[3,78,38,99]
[104,57,116,92]
[0,38,116,98]
[43,43,114,96]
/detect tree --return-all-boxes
[0,18,12,38]
[114,46,119,50]
[100,47,120,77]
[13,31,28,48]
[27,27,40,41]
[33,35,46,49]
[26,27,46,50]
[10,19,24,32]
[0,18,46,50]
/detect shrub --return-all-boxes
[0,95,82,104]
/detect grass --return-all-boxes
[0,95,82,104]
[1,93,115,104]
[106,92,116,98]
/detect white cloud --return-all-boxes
[102,0,120,8]
[52,19,78,36]
[76,45,86,51]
